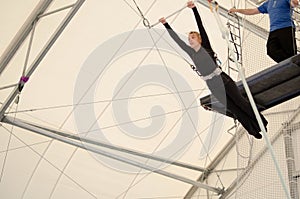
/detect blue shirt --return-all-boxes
[258,0,294,32]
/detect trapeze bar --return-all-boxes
[2,116,223,194]
[200,54,300,118]
[200,3,291,199]
[150,4,187,28]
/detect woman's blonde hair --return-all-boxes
[189,31,202,44]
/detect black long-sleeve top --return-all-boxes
[163,7,218,76]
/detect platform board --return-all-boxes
[200,54,300,118]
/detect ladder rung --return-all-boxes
[228,66,239,72]
[227,17,240,24]
[230,32,241,38]
[230,38,241,45]
[228,23,240,29]
[229,40,241,46]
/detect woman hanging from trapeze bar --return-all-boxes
[159,1,268,139]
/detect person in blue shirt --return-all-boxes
[229,0,298,63]
[159,1,268,139]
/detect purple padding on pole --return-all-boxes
[20,76,29,83]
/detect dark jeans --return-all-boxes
[206,72,268,135]
[267,26,297,63]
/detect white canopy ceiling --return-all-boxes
[0,0,283,198]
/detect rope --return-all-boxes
[147,6,224,166]
[115,2,228,194]
[132,0,151,28]
[149,2,231,190]
[116,113,227,198]
[206,1,292,199]
[150,27,196,71]
[6,88,205,114]
[130,1,197,76]
[0,125,97,198]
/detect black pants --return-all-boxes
[267,26,297,63]
[206,72,268,136]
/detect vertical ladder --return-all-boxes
[292,7,300,53]
[226,12,242,78]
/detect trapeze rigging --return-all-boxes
[135,1,296,197]
[0,1,299,198]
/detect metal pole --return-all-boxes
[3,116,206,172]
[283,122,300,199]
[0,0,86,121]
[0,0,54,75]
[184,128,243,198]
[2,116,223,194]
[207,3,292,198]
[195,0,268,40]
[220,107,300,198]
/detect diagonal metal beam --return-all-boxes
[195,0,269,40]
[0,0,54,75]
[219,106,300,199]
[0,0,86,121]
[3,116,206,172]
[185,105,300,198]
[2,116,223,194]
[283,121,300,199]
[196,0,300,52]
[184,128,242,198]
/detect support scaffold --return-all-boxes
[197,1,294,198]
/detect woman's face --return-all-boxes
[188,33,201,49]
